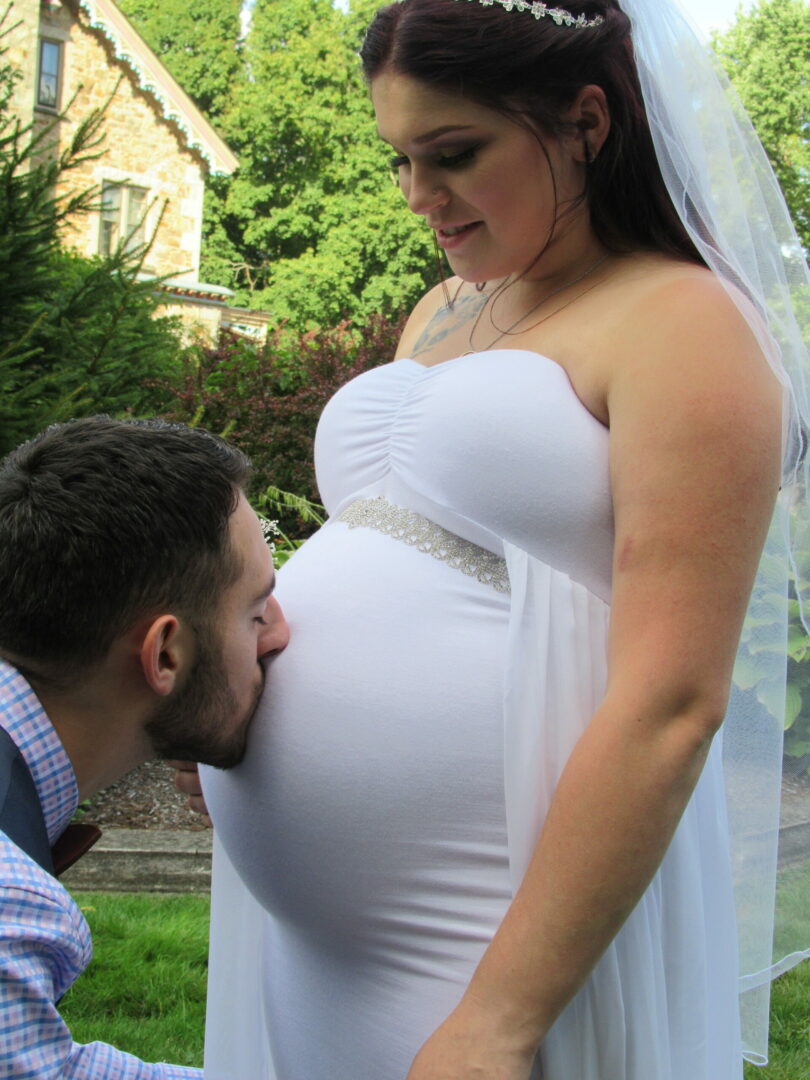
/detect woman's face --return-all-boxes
[371,71,584,283]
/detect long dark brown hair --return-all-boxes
[360,0,703,264]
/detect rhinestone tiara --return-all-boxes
[452,0,604,26]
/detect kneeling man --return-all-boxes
[0,417,288,1077]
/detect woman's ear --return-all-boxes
[139,614,186,697]
[567,84,610,163]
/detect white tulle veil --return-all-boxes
[619,0,810,1063]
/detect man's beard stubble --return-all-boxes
[144,626,263,770]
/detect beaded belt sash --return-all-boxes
[336,496,510,594]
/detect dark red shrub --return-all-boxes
[150,313,406,536]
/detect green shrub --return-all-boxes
[155,313,404,535]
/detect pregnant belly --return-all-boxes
[203,521,512,955]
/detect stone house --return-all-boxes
[7,0,268,342]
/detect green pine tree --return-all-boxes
[0,25,189,455]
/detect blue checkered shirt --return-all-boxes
[0,660,202,1078]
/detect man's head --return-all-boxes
[0,417,287,772]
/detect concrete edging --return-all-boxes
[61,828,213,893]
[60,820,810,894]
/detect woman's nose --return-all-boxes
[403,165,448,217]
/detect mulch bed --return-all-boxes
[88,759,810,833]
[782,767,810,827]
[85,760,208,831]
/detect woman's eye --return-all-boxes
[437,146,477,169]
[254,616,269,626]
[388,146,478,171]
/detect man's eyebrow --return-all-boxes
[252,575,276,604]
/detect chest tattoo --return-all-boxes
[410,291,489,360]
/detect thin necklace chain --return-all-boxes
[466,253,610,354]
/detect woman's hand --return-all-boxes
[168,760,211,823]
[406,996,539,1080]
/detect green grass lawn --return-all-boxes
[748,963,810,1080]
[62,889,809,1075]
[751,861,810,1079]
[60,892,208,1069]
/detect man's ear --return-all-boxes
[566,84,610,163]
[140,615,189,697]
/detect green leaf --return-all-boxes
[784,681,802,728]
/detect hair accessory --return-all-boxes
[456,0,604,27]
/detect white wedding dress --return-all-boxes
[202,349,742,1080]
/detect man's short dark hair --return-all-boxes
[0,416,251,675]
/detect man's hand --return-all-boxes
[167,760,210,824]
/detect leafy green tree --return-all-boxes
[0,36,188,455]
[200,0,434,328]
[115,0,242,122]
[714,0,810,250]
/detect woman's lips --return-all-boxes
[435,221,482,251]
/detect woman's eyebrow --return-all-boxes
[412,124,476,145]
[380,123,477,147]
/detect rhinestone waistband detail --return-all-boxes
[336,496,510,594]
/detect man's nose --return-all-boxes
[258,596,289,658]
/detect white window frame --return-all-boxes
[98,182,150,257]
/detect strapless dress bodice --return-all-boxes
[315,349,613,600]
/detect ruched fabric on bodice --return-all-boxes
[202,350,743,1080]
[316,351,614,600]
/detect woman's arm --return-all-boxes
[406,274,784,1079]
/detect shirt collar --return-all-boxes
[0,659,79,842]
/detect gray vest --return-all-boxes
[0,726,54,875]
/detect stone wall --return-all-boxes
[11,1,207,283]
[157,297,225,344]
[6,0,39,130]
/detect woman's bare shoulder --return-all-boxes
[596,254,779,391]
[613,254,757,333]
[600,255,783,440]
[394,277,478,361]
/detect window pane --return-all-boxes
[99,184,121,255]
[126,188,147,225]
[98,184,150,256]
[125,187,148,251]
[101,184,121,213]
[38,73,57,107]
[38,41,60,107]
[40,41,59,77]
[99,220,117,257]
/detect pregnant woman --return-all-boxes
[200,2,809,1077]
